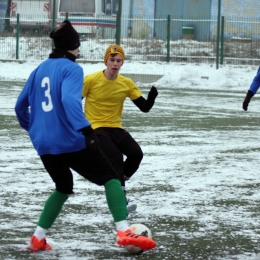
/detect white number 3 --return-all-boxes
[41,77,53,112]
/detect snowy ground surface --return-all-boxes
[1,62,260,259]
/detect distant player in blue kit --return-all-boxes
[243,67,260,111]
[14,20,156,253]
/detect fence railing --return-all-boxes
[1,15,260,67]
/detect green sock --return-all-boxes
[105,179,127,222]
[37,190,68,229]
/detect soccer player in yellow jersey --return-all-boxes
[82,44,158,210]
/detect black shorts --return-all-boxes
[94,127,143,182]
[40,148,119,195]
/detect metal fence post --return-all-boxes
[51,0,57,51]
[16,13,20,60]
[115,0,122,44]
[216,0,221,69]
[167,15,171,62]
[51,0,56,30]
[220,16,225,65]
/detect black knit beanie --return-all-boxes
[49,20,80,51]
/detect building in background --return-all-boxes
[2,0,260,40]
[127,0,155,39]
[154,0,211,41]
[133,0,260,41]
[211,0,260,40]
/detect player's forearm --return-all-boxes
[132,96,154,113]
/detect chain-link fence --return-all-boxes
[1,1,260,66]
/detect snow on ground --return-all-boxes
[0,59,258,90]
[1,61,260,259]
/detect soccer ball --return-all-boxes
[125,223,152,254]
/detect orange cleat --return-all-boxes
[116,229,156,251]
[27,236,52,252]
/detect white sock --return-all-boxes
[33,226,47,240]
[115,220,129,231]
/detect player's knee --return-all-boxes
[56,185,73,195]
[135,147,143,162]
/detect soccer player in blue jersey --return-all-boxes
[14,20,156,253]
[243,67,260,111]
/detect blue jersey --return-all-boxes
[249,67,260,95]
[15,58,90,155]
